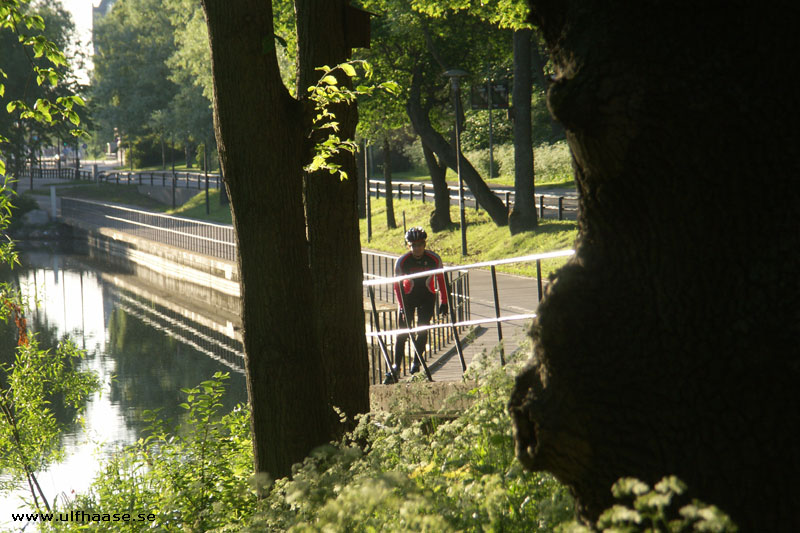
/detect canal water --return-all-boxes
[0,243,247,518]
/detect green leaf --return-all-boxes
[340,63,356,77]
[320,75,338,86]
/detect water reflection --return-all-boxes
[1,247,246,516]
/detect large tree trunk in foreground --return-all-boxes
[508,28,537,235]
[296,0,370,431]
[202,0,368,479]
[406,69,508,226]
[509,3,799,531]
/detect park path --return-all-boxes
[427,267,542,381]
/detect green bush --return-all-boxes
[44,372,255,532]
[246,348,574,532]
[47,351,575,532]
[463,147,500,179]
[559,476,737,532]
[534,140,573,185]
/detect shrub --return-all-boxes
[246,348,575,532]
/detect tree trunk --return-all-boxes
[184,141,193,169]
[406,68,508,226]
[422,141,452,232]
[296,0,369,431]
[201,0,335,480]
[382,136,397,229]
[510,3,800,530]
[508,28,538,235]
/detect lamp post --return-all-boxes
[444,68,469,256]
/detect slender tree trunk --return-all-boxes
[406,68,508,226]
[510,3,800,530]
[184,141,193,169]
[296,0,369,430]
[382,136,397,229]
[508,28,538,234]
[422,141,452,231]
[201,0,334,480]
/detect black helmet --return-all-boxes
[405,227,427,243]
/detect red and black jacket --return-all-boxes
[393,250,447,310]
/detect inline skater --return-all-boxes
[383,227,448,384]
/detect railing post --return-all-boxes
[558,196,564,220]
[539,195,545,218]
[536,259,543,302]
[505,191,510,207]
[490,265,505,365]
[421,183,426,204]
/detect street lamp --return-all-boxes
[444,68,469,256]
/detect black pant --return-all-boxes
[394,298,434,369]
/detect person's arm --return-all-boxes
[393,254,406,310]
[429,251,448,306]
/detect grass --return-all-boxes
[362,197,577,278]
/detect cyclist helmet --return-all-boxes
[405,227,427,243]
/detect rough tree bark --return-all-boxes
[406,67,508,226]
[508,28,537,234]
[509,2,799,530]
[201,0,368,479]
[296,0,370,431]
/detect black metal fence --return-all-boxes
[367,178,578,221]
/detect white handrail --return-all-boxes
[362,249,575,286]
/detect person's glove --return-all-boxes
[438,303,448,316]
[398,309,407,324]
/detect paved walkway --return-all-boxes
[427,268,542,381]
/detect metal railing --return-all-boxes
[101,170,222,190]
[18,167,93,181]
[361,248,473,383]
[367,178,579,221]
[363,249,575,384]
[60,197,237,261]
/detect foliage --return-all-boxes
[0,0,86,179]
[305,60,399,180]
[0,5,99,514]
[41,352,577,532]
[411,0,532,30]
[237,349,574,532]
[40,372,254,532]
[559,476,737,532]
[481,139,573,186]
